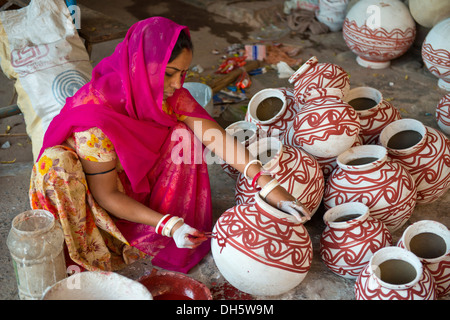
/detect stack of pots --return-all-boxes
[212,55,449,299]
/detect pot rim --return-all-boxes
[225,120,258,145]
[254,191,303,224]
[368,247,423,290]
[323,202,370,228]
[344,86,383,112]
[400,220,450,263]
[248,137,283,173]
[247,88,287,125]
[379,118,427,153]
[336,145,387,171]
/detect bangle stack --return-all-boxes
[251,170,272,189]
[259,178,280,200]
[155,214,184,237]
[243,159,262,181]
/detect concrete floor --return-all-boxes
[0,0,449,300]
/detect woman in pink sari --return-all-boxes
[29,17,310,273]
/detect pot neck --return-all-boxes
[254,193,301,225]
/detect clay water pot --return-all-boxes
[324,145,417,232]
[343,0,416,69]
[379,118,450,204]
[235,137,324,217]
[245,87,299,140]
[288,56,350,104]
[354,247,436,300]
[397,220,450,298]
[283,88,361,159]
[220,121,265,180]
[436,93,450,135]
[42,271,153,300]
[211,192,313,296]
[344,86,401,145]
[139,269,213,300]
[422,18,450,91]
[320,202,392,279]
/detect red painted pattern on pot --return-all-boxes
[422,18,450,91]
[355,247,436,300]
[284,88,360,159]
[211,192,313,296]
[288,56,350,103]
[235,137,324,217]
[320,202,392,279]
[344,86,401,145]
[380,118,450,204]
[324,145,417,233]
[436,93,450,135]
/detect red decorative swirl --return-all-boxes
[387,127,450,203]
[320,216,392,278]
[235,144,324,213]
[214,202,312,273]
[324,159,417,232]
[355,263,436,300]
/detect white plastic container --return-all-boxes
[7,209,67,300]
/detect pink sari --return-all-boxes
[38,17,214,273]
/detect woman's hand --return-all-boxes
[264,183,312,223]
[172,223,208,249]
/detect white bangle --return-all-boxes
[243,159,262,180]
[259,179,280,200]
[163,217,184,237]
[155,214,171,235]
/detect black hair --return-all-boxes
[169,29,193,62]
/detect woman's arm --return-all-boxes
[184,116,311,221]
[81,159,167,226]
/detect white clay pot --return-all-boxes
[343,0,416,69]
[344,86,401,144]
[422,18,450,91]
[379,118,450,204]
[211,192,313,296]
[409,0,450,29]
[245,87,299,141]
[320,202,392,279]
[324,145,417,232]
[283,87,361,158]
[397,220,450,298]
[288,56,350,104]
[355,247,436,300]
[235,137,324,218]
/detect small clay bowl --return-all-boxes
[139,269,212,300]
